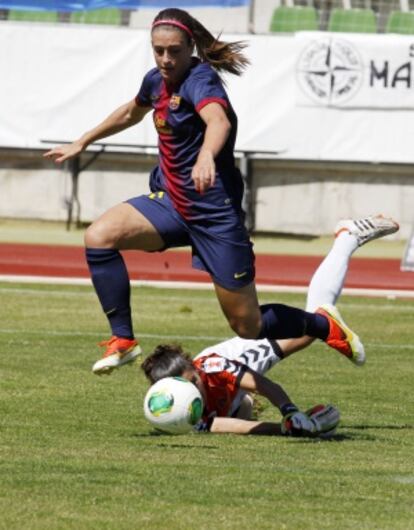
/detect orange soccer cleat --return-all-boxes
[316,304,365,366]
[92,336,142,375]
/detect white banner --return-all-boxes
[0,23,157,149]
[1,24,414,163]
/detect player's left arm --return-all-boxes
[192,102,231,194]
[238,369,319,435]
[209,405,340,437]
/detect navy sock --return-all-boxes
[257,303,329,341]
[85,248,134,339]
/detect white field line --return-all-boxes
[0,328,226,342]
[0,327,413,350]
[1,286,414,312]
[1,274,414,299]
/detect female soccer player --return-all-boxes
[44,8,370,375]
[142,343,340,437]
[141,216,398,436]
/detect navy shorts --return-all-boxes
[127,191,255,290]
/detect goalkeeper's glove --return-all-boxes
[305,404,340,438]
[280,403,317,437]
[280,403,340,438]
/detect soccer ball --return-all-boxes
[143,376,204,434]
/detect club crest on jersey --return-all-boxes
[154,113,172,135]
[169,94,181,110]
[202,357,227,373]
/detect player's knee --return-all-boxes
[84,221,116,248]
[234,394,254,420]
[228,314,262,339]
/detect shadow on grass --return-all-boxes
[345,424,414,430]
[302,424,414,443]
[131,423,413,444]
[154,443,217,449]
[133,431,204,438]
[131,431,218,449]
[290,433,352,443]
[133,430,353,443]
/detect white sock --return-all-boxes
[306,232,358,312]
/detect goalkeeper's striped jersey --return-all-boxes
[193,337,283,423]
[194,336,282,379]
[193,353,246,420]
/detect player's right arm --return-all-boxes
[43,99,151,164]
[210,417,283,435]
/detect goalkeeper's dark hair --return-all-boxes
[141,344,195,384]
[152,8,249,78]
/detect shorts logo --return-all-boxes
[296,37,363,106]
[234,271,248,280]
[169,94,181,110]
[149,191,164,200]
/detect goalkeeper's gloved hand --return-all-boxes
[280,403,341,438]
[305,404,340,438]
[280,403,317,437]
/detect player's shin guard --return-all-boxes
[257,304,329,340]
[85,248,134,339]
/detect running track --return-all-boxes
[0,242,413,294]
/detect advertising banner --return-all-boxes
[1,25,414,163]
[296,32,414,108]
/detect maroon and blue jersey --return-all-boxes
[135,58,244,221]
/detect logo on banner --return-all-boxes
[296,38,364,106]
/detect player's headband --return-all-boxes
[152,19,194,39]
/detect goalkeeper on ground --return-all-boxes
[141,215,398,437]
[142,341,340,437]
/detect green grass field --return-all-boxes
[1,282,413,530]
